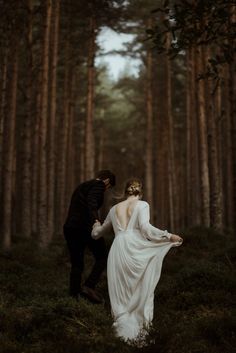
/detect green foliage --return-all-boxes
[150,0,236,78]
[0,229,235,352]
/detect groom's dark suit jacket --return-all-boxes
[64,179,105,234]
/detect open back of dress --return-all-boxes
[115,200,139,231]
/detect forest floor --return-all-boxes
[0,227,235,353]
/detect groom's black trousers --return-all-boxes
[64,226,108,297]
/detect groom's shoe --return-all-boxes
[80,286,103,304]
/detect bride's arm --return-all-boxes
[138,202,182,243]
[91,211,113,240]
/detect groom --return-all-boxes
[63,170,116,303]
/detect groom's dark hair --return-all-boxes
[96,170,116,187]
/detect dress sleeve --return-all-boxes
[138,202,171,241]
[91,211,113,240]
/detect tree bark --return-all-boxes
[196,46,210,227]
[228,0,236,230]
[228,5,236,229]
[79,120,85,182]
[21,0,33,238]
[185,0,197,229]
[48,0,60,241]
[166,33,175,230]
[206,47,223,230]
[2,45,18,250]
[38,0,52,246]
[225,63,235,228]
[84,16,96,180]
[56,41,70,236]
[98,123,105,171]
[192,47,202,226]
[145,21,154,214]
[186,48,192,228]
[0,49,8,189]
[216,82,224,224]
[65,71,76,203]
[31,87,41,236]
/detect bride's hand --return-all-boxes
[93,220,101,229]
[170,234,183,243]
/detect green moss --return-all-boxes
[0,229,235,353]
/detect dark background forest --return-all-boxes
[0,0,235,352]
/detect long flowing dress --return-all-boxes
[92,200,182,343]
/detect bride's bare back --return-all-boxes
[115,198,139,230]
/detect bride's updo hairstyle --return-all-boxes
[124,178,143,198]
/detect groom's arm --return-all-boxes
[87,182,105,222]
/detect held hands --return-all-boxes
[170,234,183,243]
[91,220,101,240]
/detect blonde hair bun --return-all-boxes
[125,179,142,197]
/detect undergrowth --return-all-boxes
[0,227,235,353]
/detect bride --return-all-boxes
[92,178,183,344]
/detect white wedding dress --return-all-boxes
[92,200,181,344]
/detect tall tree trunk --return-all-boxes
[216,82,224,224]
[154,54,167,229]
[84,16,96,179]
[225,63,235,228]
[98,123,105,170]
[228,5,236,229]
[145,22,154,214]
[38,0,52,247]
[79,120,85,182]
[21,0,33,238]
[56,43,70,236]
[207,77,223,230]
[2,45,18,250]
[166,33,175,230]
[0,49,8,189]
[70,86,77,192]
[228,0,236,230]
[31,88,41,236]
[192,47,202,226]
[65,71,75,203]
[231,72,236,231]
[70,76,80,187]
[186,48,192,228]
[48,0,60,241]
[159,143,168,228]
[196,46,210,227]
